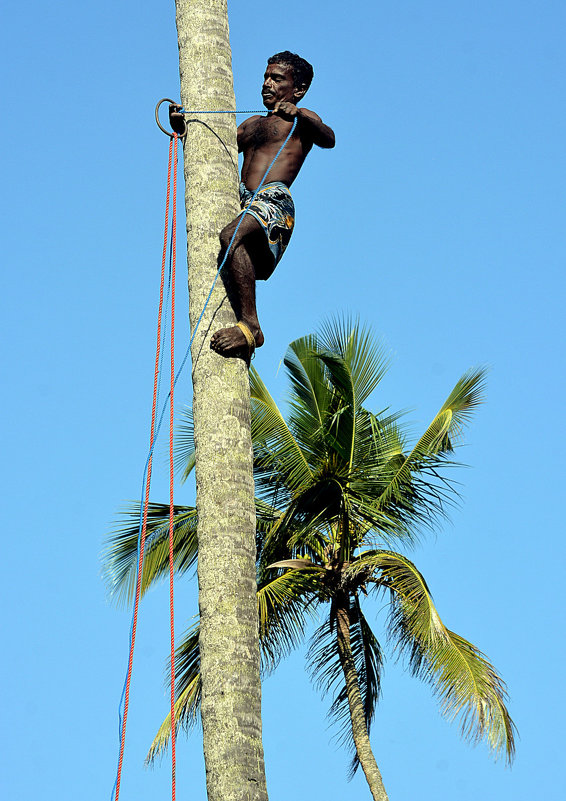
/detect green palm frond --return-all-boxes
[280,473,346,530]
[145,677,201,764]
[307,598,384,774]
[255,496,283,563]
[352,408,405,475]
[250,366,313,498]
[148,569,322,762]
[361,550,516,763]
[255,497,282,532]
[341,493,405,547]
[284,522,331,561]
[174,620,201,698]
[258,475,393,571]
[146,621,201,764]
[307,612,344,705]
[258,515,329,579]
[315,349,357,469]
[102,503,197,605]
[436,368,487,443]
[365,459,461,544]
[317,315,391,405]
[287,319,389,474]
[175,405,195,483]
[258,568,322,673]
[345,410,420,545]
[256,499,329,585]
[376,368,486,512]
[345,597,383,778]
[283,334,332,465]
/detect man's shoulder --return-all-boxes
[241,114,263,127]
[237,115,263,144]
[297,107,322,121]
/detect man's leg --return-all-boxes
[210,214,272,356]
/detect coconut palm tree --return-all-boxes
[103,319,515,801]
[173,1,268,798]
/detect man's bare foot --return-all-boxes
[210,321,265,358]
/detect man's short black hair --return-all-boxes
[267,51,314,91]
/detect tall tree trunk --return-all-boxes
[336,594,389,801]
[174,3,268,800]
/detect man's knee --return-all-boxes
[219,222,239,252]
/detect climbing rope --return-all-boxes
[168,132,178,801]
[112,107,298,801]
[155,98,268,137]
[112,135,177,801]
[181,109,266,114]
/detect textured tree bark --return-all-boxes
[174,3,268,800]
[336,594,389,801]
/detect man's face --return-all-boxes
[261,63,301,109]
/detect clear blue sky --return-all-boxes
[2,1,565,799]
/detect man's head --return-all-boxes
[262,51,314,109]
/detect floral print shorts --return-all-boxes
[239,181,295,274]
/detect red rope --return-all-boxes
[114,136,174,801]
[169,132,178,801]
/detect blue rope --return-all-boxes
[112,117,297,801]
[179,108,266,114]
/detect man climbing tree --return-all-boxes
[209,51,335,361]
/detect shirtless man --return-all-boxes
[209,51,335,360]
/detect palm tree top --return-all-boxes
[251,316,487,560]
[103,317,514,797]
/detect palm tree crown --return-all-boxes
[103,319,515,800]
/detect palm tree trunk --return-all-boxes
[174,3,268,800]
[336,593,389,801]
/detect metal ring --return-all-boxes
[155,97,185,137]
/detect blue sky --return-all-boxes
[2,1,565,799]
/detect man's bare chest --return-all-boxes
[243,116,293,150]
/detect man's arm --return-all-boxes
[275,103,335,149]
[237,115,261,153]
[297,108,336,149]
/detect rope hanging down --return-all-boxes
[112,109,298,801]
[112,134,179,801]
[167,133,178,801]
